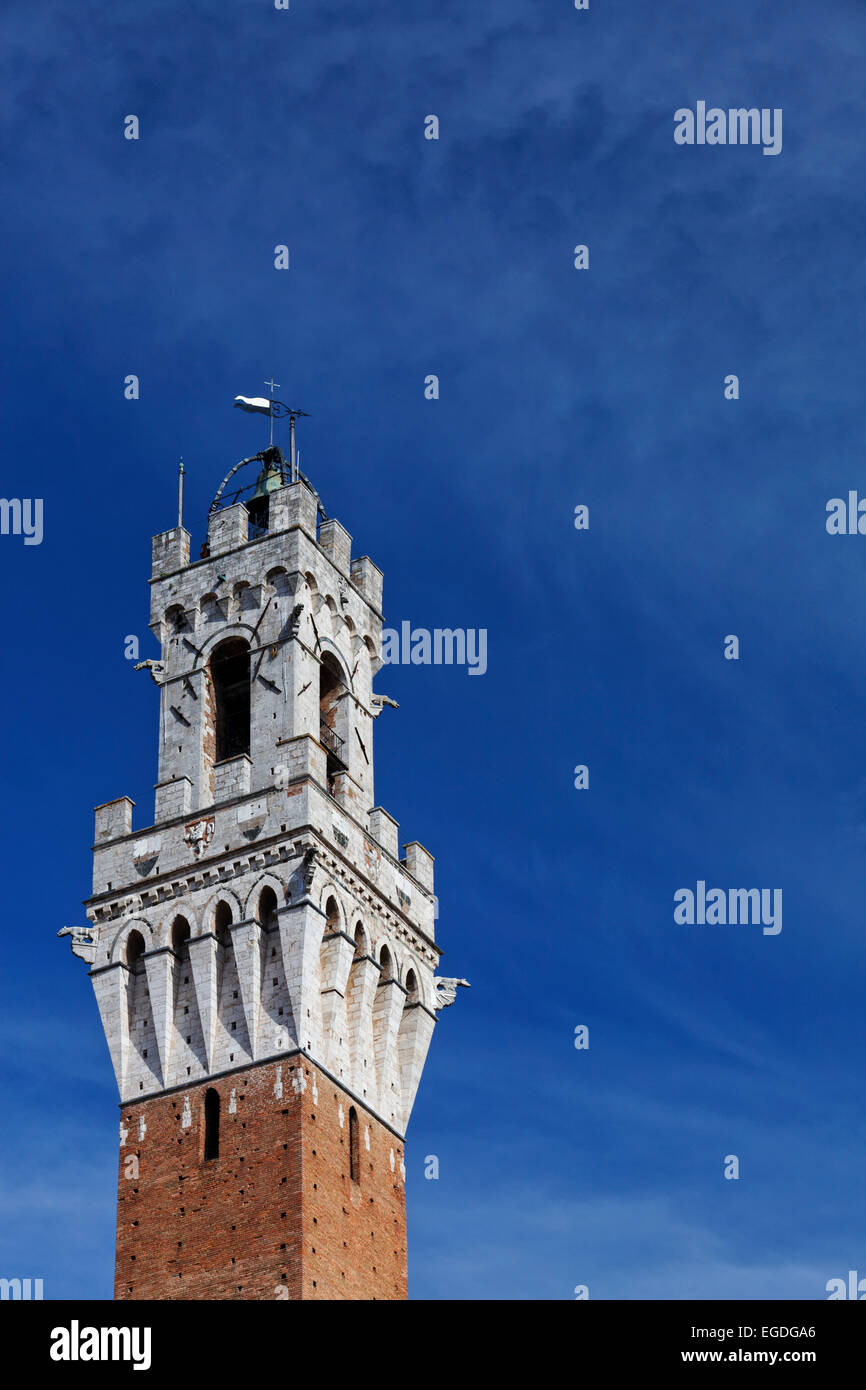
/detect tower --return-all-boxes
[61,436,466,1300]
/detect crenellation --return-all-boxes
[154,776,191,822]
[268,478,317,536]
[350,556,384,615]
[94,797,135,843]
[213,752,252,802]
[369,806,400,858]
[151,526,190,579]
[318,517,352,575]
[207,501,249,554]
[402,841,435,895]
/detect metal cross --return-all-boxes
[264,378,281,446]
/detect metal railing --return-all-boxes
[320,722,345,759]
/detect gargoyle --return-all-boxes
[433,977,470,1010]
[371,694,400,717]
[57,925,97,965]
[134,659,165,686]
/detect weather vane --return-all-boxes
[233,380,310,481]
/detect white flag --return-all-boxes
[234,395,272,415]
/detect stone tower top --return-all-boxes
[142,447,386,832]
[63,433,467,1139]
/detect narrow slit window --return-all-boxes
[349,1106,360,1184]
[204,1088,220,1161]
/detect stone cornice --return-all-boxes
[87,806,439,962]
[118,1047,410,1141]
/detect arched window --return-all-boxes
[232,581,251,616]
[396,968,421,1129]
[214,901,233,932]
[170,916,190,959]
[258,886,278,928]
[345,925,367,1077]
[349,1106,360,1183]
[371,946,394,1102]
[210,638,251,762]
[319,653,347,781]
[266,568,292,609]
[319,896,340,993]
[214,901,233,951]
[125,930,146,973]
[203,1088,220,1160]
[166,604,189,636]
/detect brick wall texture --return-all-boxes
[115,1057,408,1301]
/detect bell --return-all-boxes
[250,461,284,502]
[247,455,285,534]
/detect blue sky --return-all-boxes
[2,0,866,1300]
